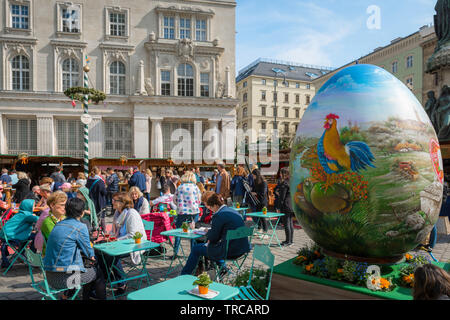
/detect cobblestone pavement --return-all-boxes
[0,217,448,300]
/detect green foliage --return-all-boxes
[132,231,143,240]
[64,87,106,104]
[294,243,322,265]
[193,272,213,287]
[339,126,368,145]
[181,222,190,230]
[233,268,269,298]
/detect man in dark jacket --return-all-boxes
[86,173,107,214]
[181,193,251,275]
[274,167,294,246]
[106,168,119,207]
[128,167,146,193]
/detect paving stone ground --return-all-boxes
[0,216,448,300]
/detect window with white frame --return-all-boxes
[56,119,83,157]
[284,93,289,103]
[306,83,311,90]
[163,16,175,39]
[243,81,247,88]
[6,118,37,155]
[295,109,300,118]
[161,70,171,96]
[296,82,300,88]
[62,6,80,33]
[295,94,300,104]
[243,92,247,102]
[177,64,194,96]
[406,77,413,90]
[11,55,30,91]
[103,120,133,157]
[261,106,266,116]
[392,61,398,73]
[110,12,126,37]
[261,122,266,130]
[406,55,413,68]
[284,123,289,134]
[262,79,266,85]
[196,19,207,41]
[109,61,126,95]
[180,17,191,39]
[284,108,289,118]
[261,91,266,101]
[305,95,311,105]
[11,4,29,29]
[200,73,209,97]
[62,58,79,91]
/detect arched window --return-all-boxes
[11,55,30,91]
[243,107,248,118]
[110,61,126,95]
[62,58,79,91]
[177,63,194,96]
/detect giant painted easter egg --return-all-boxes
[290,64,443,263]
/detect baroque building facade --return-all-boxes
[0,0,237,165]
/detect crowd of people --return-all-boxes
[0,164,448,301]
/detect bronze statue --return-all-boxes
[425,90,438,131]
[436,85,450,140]
[434,0,450,52]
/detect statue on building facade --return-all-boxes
[144,78,154,96]
[425,90,438,131]
[435,0,450,52]
[435,85,450,140]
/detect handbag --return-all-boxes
[156,180,162,189]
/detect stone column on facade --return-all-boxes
[134,117,149,158]
[88,116,103,158]
[136,60,146,95]
[150,117,164,158]
[36,115,55,156]
[221,117,236,164]
[205,119,221,162]
[225,66,231,98]
[0,115,5,154]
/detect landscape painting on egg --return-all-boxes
[290,64,443,261]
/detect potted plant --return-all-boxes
[236,202,240,209]
[133,231,143,244]
[181,221,190,233]
[262,206,267,214]
[169,209,177,216]
[193,272,213,295]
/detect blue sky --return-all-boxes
[236,0,436,72]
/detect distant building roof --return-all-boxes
[236,58,334,83]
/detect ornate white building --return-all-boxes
[0,0,237,165]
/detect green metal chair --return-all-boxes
[24,247,82,300]
[142,218,168,260]
[1,219,31,276]
[214,226,254,283]
[233,244,275,300]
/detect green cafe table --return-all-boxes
[160,228,204,279]
[127,275,239,300]
[94,238,160,300]
[246,212,285,250]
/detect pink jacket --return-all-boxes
[33,208,50,253]
[141,212,173,244]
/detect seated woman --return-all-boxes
[43,198,106,300]
[40,191,67,254]
[76,187,99,234]
[413,264,450,300]
[34,191,67,254]
[149,184,176,212]
[0,199,38,268]
[180,193,251,275]
[129,186,150,215]
[96,192,147,294]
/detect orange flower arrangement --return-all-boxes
[337,269,344,274]
[296,255,307,262]
[405,253,413,261]
[379,278,391,289]
[402,274,414,286]
[305,264,314,272]
[314,250,321,257]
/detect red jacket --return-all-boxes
[141,212,173,244]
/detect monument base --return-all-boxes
[322,249,404,265]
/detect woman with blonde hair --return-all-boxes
[172,170,202,256]
[129,186,150,215]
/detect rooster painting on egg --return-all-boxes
[290,64,443,263]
